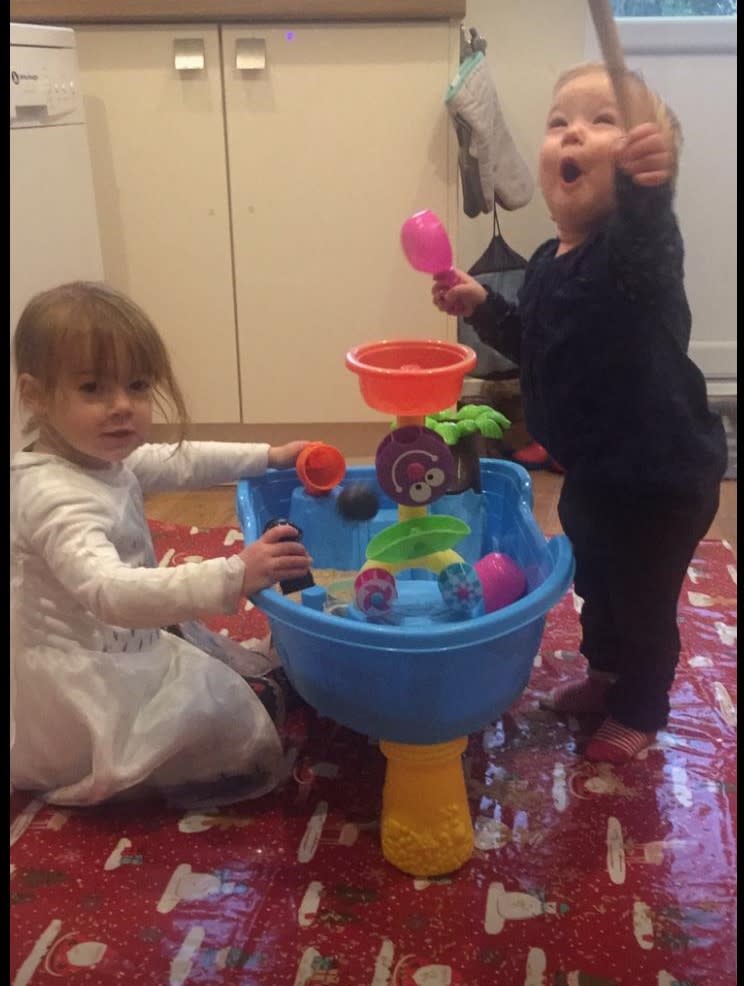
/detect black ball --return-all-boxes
[335,483,380,522]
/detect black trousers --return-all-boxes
[557,479,720,732]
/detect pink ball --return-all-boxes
[474,552,527,613]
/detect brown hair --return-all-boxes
[13,281,189,439]
[553,61,682,177]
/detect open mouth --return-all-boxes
[103,430,134,439]
[560,159,582,184]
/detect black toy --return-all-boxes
[262,518,315,595]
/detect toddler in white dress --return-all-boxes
[11,281,313,806]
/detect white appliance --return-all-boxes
[10,22,104,452]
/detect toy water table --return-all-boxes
[237,340,574,877]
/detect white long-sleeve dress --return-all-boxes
[10,442,285,807]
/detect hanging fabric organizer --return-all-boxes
[458,206,527,380]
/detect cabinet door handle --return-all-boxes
[235,38,266,71]
[174,39,205,72]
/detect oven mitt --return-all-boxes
[445,51,534,216]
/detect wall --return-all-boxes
[585,14,737,393]
[457,0,586,269]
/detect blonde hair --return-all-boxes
[13,281,189,439]
[554,61,682,177]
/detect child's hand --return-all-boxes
[238,524,311,596]
[432,269,488,318]
[616,122,674,188]
[268,441,311,469]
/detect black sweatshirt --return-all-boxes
[466,172,727,500]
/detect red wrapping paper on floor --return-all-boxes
[10,525,737,986]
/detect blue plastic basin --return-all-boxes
[236,459,574,745]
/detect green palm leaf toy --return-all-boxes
[424,403,512,493]
[425,405,511,445]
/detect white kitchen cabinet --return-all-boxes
[222,22,457,423]
[76,20,458,425]
[76,25,241,423]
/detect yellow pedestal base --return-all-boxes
[379,737,474,877]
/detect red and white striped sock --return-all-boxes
[584,717,656,764]
[539,672,614,715]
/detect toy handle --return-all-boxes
[435,267,459,290]
[587,0,641,130]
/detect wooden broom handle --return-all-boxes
[587,0,637,129]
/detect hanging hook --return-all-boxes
[460,25,487,62]
[469,27,488,55]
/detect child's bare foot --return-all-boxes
[584,717,656,764]
[539,673,614,716]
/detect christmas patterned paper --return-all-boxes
[10,525,736,986]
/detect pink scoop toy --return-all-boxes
[400,210,458,288]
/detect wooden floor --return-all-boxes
[145,472,737,556]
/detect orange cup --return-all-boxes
[296,442,346,496]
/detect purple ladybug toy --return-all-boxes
[375,426,454,507]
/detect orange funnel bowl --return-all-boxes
[345,340,477,416]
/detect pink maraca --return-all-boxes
[400,210,458,288]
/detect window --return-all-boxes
[612,1,736,13]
